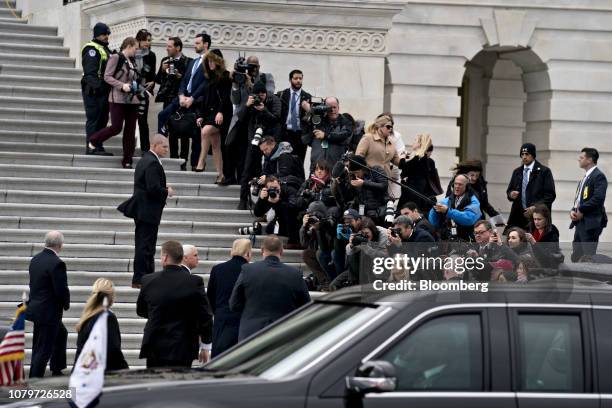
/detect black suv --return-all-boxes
[5,277,612,408]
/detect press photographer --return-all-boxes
[226,55,276,185]
[253,176,300,246]
[237,82,282,210]
[300,201,336,290]
[331,209,361,283]
[331,154,388,224]
[301,96,352,174]
[134,29,157,152]
[386,215,436,279]
[295,160,335,212]
[330,216,388,290]
[429,174,481,242]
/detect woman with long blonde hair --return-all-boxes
[356,114,400,179]
[73,278,128,372]
[399,133,443,213]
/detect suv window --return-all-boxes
[379,314,483,391]
[517,314,584,392]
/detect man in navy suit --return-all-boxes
[230,235,310,341]
[118,134,175,287]
[506,143,556,230]
[570,147,608,262]
[26,231,70,378]
[207,239,252,358]
[157,33,210,170]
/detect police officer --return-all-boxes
[82,22,113,155]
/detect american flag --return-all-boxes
[0,303,26,386]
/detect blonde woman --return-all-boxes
[74,278,128,372]
[355,114,400,180]
[399,133,443,214]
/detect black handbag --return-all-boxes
[168,108,197,138]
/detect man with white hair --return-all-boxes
[181,244,199,272]
[26,231,70,377]
[118,134,175,288]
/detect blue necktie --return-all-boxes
[186,57,201,94]
[290,92,299,130]
[521,167,529,208]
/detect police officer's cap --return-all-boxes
[93,22,111,37]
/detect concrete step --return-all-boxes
[0,130,120,146]
[0,84,81,100]
[1,302,143,321]
[0,52,74,68]
[0,216,250,235]
[0,243,302,263]
[0,229,273,248]
[0,96,83,111]
[0,177,240,197]
[0,106,85,122]
[0,74,81,90]
[0,254,306,275]
[0,42,71,58]
[0,190,240,209]
[0,141,125,155]
[0,203,254,223]
[23,348,144,367]
[25,332,144,351]
[0,117,81,133]
[0,31,64,46]
[0,63,81,79]
[0,21,57,35]
[0,163,231,184]
[0,8,20,18]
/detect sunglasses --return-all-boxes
[385,125,393,130]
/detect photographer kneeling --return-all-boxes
[335,155,388,224]
[238,82,282,209]
[300,201,336,290]
[330,216,387,290]
[386,215,436,280]
[253,176,300,246]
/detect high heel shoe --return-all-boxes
[215,174,226,185]
[194,167,205,173]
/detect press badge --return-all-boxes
[451,227,457,236]
[583,186,589,200]
[321,140,329,149]
[359,204,365,216]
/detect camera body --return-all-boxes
[390,227,402,238]
[249,178,261,197]
[167,62,176,76]
[238,221,262,236]
[352,232,369,246]
[251,94,262,106]
[129,80,147,101]
[233,56,258,85]
[267,187,279,200]
[309,97,331,126]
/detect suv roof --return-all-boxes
[317,277,612,308]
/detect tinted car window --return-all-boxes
[517,314,584,392]
[379,314,483,391]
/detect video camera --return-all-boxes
[308,96,331,127]
[233,53,258,85]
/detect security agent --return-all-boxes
[81,22,113,155]
[277,69,312,162]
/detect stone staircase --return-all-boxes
[0,3,305,371]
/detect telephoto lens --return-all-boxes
[251,127,264,146]
[238,222,262,236]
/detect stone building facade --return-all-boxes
[16,0,612,241]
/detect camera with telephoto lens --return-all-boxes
[129,80,147,101]
[238,221,262,236]
[384,201,396,225]
[390,227,401,238]
[249,178,260,197]
[352,232,369,246]
[308,97,331,126]
[251,127,264,147]
[267,187,279,200]
[233,55,258,85]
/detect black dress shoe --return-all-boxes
[180,161,187,171]
[237,200,248,210]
